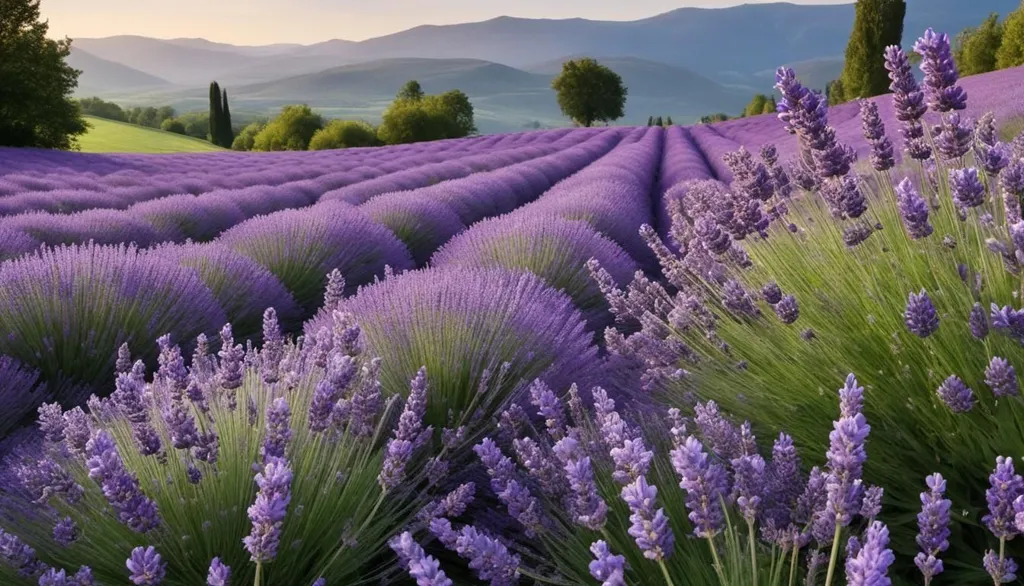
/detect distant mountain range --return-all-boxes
[68,0,1020,132]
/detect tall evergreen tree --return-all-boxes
[665,116,673,125]
[647,116,654,126]
[208,81,222,144]
[832,0,907,104]
[219,88,234,147]
[654,116,663,126]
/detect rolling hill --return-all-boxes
[67,49,173,95]
[77,116,226,154]
[73,35,258,85]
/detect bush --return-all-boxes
[0,243,226,393]
[76,97,127,122]
[0,227,40,262]
[308,120,382,150]
[218,202,414,316]
[252,105,324,151]
[431,215,638,329]
[0,323,456,585]
[305,267,600,428]
[376,99,452,145]
[231,120,266,151]
[159,118,186,135]
[147,243,302,340]
[360,193,467,265]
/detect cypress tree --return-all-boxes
[220,88,234,147]
[209,81,222,144]
[833,0,907,104]
[654,116,663,126]
[666,116,673,125]
[647,116,654,126]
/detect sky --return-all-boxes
[42,0,851,45]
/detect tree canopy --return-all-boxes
[551,58,627,128]
[232,120,268,151]
[997,2,1024,70]
[955,13,1004,76]
[831,0,907,104]
[251,104,325,151]
[0,0,87,148]
[376,83,477,145]
[309,120,382,150]
[396,80,425,102]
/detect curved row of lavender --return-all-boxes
[0,129,593,255]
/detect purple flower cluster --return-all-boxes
[244,455,293,563]
[85,430,161,532]
[915,473,951,583]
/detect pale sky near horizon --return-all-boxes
[42,0,851,45]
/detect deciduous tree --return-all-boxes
[251,104,324,151]
[997,2,1024,69]
[551,58,627,127]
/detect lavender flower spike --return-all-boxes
[379,366,430,490]
[845,521,895,586]
[244,456,293,563]
[949,167,986,208]
[126,546,165,585]
[905,289,939,338]
[207,558,231,586]
[913,28,968,113]
[985,550,1019,584]
[915,473,951,584]
[970,302,989,339]
[389,531,453,586]
[936,375,976,413]
[671,435,728,538]
[621,475,675,561]
[589,541,627,586]
[984,457,1024,540]
[85,430,161,533]
[895,178,933,240]
[261,397,293,462]
[986,357,1020,398]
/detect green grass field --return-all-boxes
[78,116,226,154]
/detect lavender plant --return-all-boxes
[591,29,1024,582]
[0,311,461,585]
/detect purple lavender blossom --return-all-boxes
[843,224,874,247]
[37,402,65,443]
[936,375,976,413]
[53,517,78,547]
[217,324,245,393]
[949,167,986,208]
[589,541,627,586]
[261,397,292,462]
[905,289,939,338]
[126,546,165,585]
[162,397,199,451]
[0,528,42,577]
[85,430,161,532]
[610,437,654,485]
[474,438,545,537]
[156,335,188,398]
[1002,161,1024,223]
[915,473,951,584]
[979,142,1012,178]
[761,282,783,305]
[985,457,1024,540]
[971,302,989,339]
[986,357,1020,398]
[861,485,883,520]
[825,374,870,528]
[207,558,230,586]
[671,436,728,538]
[244,456,293,562]
[16,457,84,505]
[261,308,284,384]
[418,482,476,523]
[308,354,356,433]
[556,438,608,531]
[844,521,895,586]
[621,475,675,561]
[429,519,520,585]
[985,550,1019,584]
[913,28,968,112]
[774,295,800,324]
[934,113,974,161]
[529,379,566,439]
[379,366,430,491]
[694,214,732,255]
[978,112,999,147]
[723,279,760,318]
[885,46,928,122]
[894,179,933,239]
[389,532,453,586]
[991,303,1024,345]
[323,269,346,312]
[732,453,766,523]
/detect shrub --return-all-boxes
[218,202,414,316]
[0,356,47,440]
[308,120,382,150]
[304,267,600,428]
[431,216,638,330]
[360,193,467,265]
[0,227,39,261]
[0,243,226,393]
[252,105,324,152]
[147,243,302,340]
[159,118,187,135]
[0,321,462,585]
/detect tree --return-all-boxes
[376,99,451,145]
[160,119,186,134]
[218,88,234,147]
[700,113,731,124]
[762,96,778,115]
[209,81,223,144]
[136,107,160,128]
[551,58,627,127]
[646,116,654,126]
[309,120,382,150]
[397,80,424,102]
[232,120,267,151]
[176,111,211,139]
[956,13,1004,75]
[428,90,476,137]
[77,97,127,121]
[744,94,770,117]
[997,3,1024,69]
[0,0,87,148]
[832,0,907,104]
[665,116,673,125]
[252,104,324,151]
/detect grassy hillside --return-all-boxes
[78,116,225,154]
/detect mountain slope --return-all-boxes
[67,48,173,95]
[73,36,258,85]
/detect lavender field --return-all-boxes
[6,29,1024,586]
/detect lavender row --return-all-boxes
[0,132,595,257]
[0,130,561,215]
[655,125,720,238]
[358,129,626,263]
